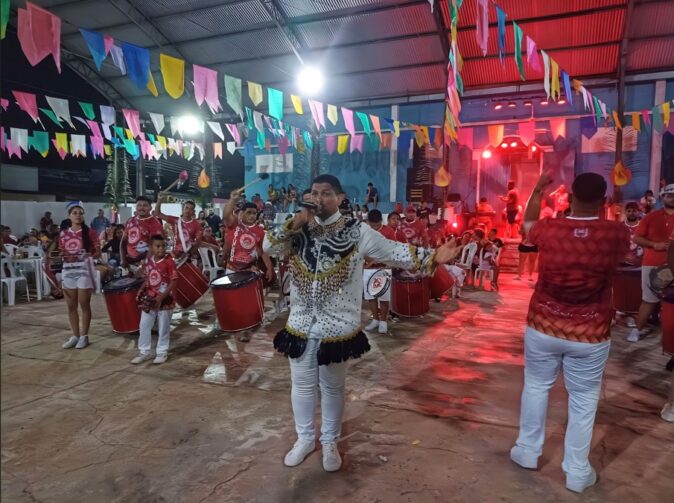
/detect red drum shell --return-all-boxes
[430,266,454,299]
[662,301,674,355]
[102,277,143,334]
[612,267,642,314]
[175,261,209,308]
[392,274,430,317]
[211,272,264,331]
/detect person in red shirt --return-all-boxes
[154,198,202,260]
[622,202,643,267]
[399,206,428,246]
[363,209,395,334]
[629,184,674,342]
[510,171,629,494]
[56,202,101,350]
[132,234,178,365]
[500,180,520,238]
[121,196,164,270]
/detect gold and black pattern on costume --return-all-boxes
[273,325,371,365]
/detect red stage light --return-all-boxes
[531,145,537,152]
[494,103,503,110]
[510,141,517,147]
[507,102,516,108]
[501,142,508,148]
[482,150,492,159]
[452,222,458,228]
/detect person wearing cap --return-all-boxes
[154,198,202,261]
[629,184,674,342]
[399,205,429,247]
[500,180,520,238]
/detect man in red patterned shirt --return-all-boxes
[121,196,164,270]
[510,171,629,494]
[154,198,202,260]
[399,206,428,247]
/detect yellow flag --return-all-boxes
[55,132,69,153]
[393,120,400,137]
[421,126,430,144]
[327,104,338,125]
[337,135,349,154]
[663,102,671,127]
[572,79,583,92]
[550,59,560,100]
[632,112,640,132]
[612,110,622,129]
[160,53,185,99]
[248,81,263,106]
[158,136,167,150]
[125,129,134,140]
[291,95,303,114]
[414,127,425,147]
[147,73,159,97]
[104,145,112,156]
[296,135,305,153]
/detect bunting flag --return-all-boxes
[393,120,400,137]
[17,2,61,72]
[125,128,134,140]
[121,42,150,89]
[526,36,541,72]
[70,134,86,157]
[245,107,253,130]
[342,108,355,136]
[149,112,164,134]
[580,116,597,139]
[550,58,560,101]
[652,105,663,133]
[267,87,283,120]
[518,120,536,146]
[159,53,185,99]
[356,112,371,135]
[302,131,313,150]
[10,128,28,153]
[193,65,222,113]
[6,138,22,158]
[370,115,382,140]
[593,96,603,124]
[78,101,95,120]
[207,121,224,141]
[290,95,303,115]
[110,44,126,74]
[52,132,68,159]
[90,136,104,159]
[86,120,102,138]
[323,135,336,154]
[226,123,241,145]
[432,127,442,150]
[631,112,641,132]
[278,134,289,155]
[488,125,504,148]
[46,96,74,128]
[100,105,115,128]
[248,81,263,106]
[80,29,107,70]
[611,110,622,129]
[562,71,572,104]
[39,107,61,127]
[253,110,264,133]
[380,133,393,150]
[663,102,671,127]
[308,99,325,129]
[29,130,49,157]
[580,86,591,111]
[476,0,489,57]
[12,91,42,125]
[457,127,473,149]
[1,0,9,39]
[122,108,141,138]
[224,75,243,118]
[337,135,349,154]
[642,109,651,127]
[226,141,236,155]
[496,6,506,63]
[541,51,550,99]
[327,104,338,126]
[513,22,525,80]
[146,72,158,97]
[123,139,139,159]
[213,142,222,160]
[550,118,566,140]
[350,134,364,153]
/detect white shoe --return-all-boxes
[62,336,79,349]
[625,316,637,328]
[509,446,538,469]
[378,321,388,334]
[283,439,315,467]
[75,336,89,349]
[627,328,640,342]
[322,441,342,472]
[565,468,597,493]
[131,353,153,364]
[153,353,168,364]
[661,402,674,422]
[365,319,379,331]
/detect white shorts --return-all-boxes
[641,265,660,303]
[61,260,94,290]
[363,268,391,301]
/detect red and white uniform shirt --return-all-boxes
[125,216,164,260]
[399,218,427,247]
[228,222,265,270]
[145,255,178,301]
[165,216,201,255]
[366,224,398,269]
[59,227,99,261]
[623,221,643,266]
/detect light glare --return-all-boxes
[297,66,324,96]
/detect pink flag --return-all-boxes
[350,134,364,153]
[308,100,325,129]
[226,123,241,145]
[213,142,223,160]
[192,64,222,114]
[0,127,4,152]
[91,136,104,159]
[526,36,541,72]
[370,115,382,140]
[325,135,337,154]
[278,135,289,155]
[457,127,474,149]
[518,121,536,146]
[1,98,8,111]
[342,108,355,136]
[12,91,41,124]
[7,140,22,159]
[103,35,113,55]
[122,108,141,138]
[642,109,651,126]
[86,120,102,138]
[17,2,61,73]
[549,118,566,140]
[476,0,489,57]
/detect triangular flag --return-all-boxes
[53,132,69,158]
[193,64,222,113]
[149,112,164,134]
[580,116,597,139]
[213,142,222,160]
[39,107,62,127]
[224,75,243,118]
[457,127,473,149]
[10,128,28,153]
[17,2,61,72]
[248,81,263,106]
[414,127,425,147]
[526,36,541,72]
[0,98,7,111]
[226,141,236,155]
[488,125,504,147]
[159,53,185,99]
[562,71,572,105]
[541,51,550,100]
[104,144,112,156]
[253,110,264,133]
[325,135,337,154]
[70,134,87,157]
[370,115,382,140]
[207,121,224,141]
[308,99,325,129]
[147,71,159,97]
[226,123,241,145]
[663,102,670,127]
[350,134,364,153]
[433,127,442,150]
[380,133,392,150]
[356,112,371,135]
[612,110,622,130]
[123,139,139,159]
[46,96,74,128]
[125,128,134,140]
[642,109,651,126]
[652,105,663,133]
[519,121,536,146]
[12,91,42,125]
[303,131,313,150]
[86,120,102,138]
[122,109,141,138]
[78,101,95,120]
[90,136,104,159]
[327,105,338,126]
[342,108,355,136]
[476,0,489,57]
[100,105,115,127]
[278,135,289,155]
[337,135,349,154]
[121,42,150,89]
[80,29,107,70]
[1,0,9,40]
[291,95,303,115]
[110,44,126,74]
[268,87,283,120]
[496,6,506,63]
[631,112,641,132]
[393,121,400,137]
[550,58,560,101]
[29,130,49,157]
[549,118,566,140]
[513,22,525,80]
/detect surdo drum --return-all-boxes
[102,277,143,334]
[211,271,264,331]
[391,272,430,317]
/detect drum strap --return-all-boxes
[177,218,190,253]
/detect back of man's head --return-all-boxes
[367,209,383,223]
[571,173,607,205]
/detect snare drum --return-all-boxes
[429,266,454,299]
[612,266,642,314]
[102,277,143,334]
[391,272,430,317]
[175,258,209,308]
[211,271,264,331]
[364,269,392,301]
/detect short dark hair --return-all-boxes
[312,174,343,194]
[489,228,498,234]
[184,200,196,208]
[136,195,152,204]
[302,188,312,196]
[571,173,607,204]
[625,202,639,211]
[242,202,257,211]
[150,234,164,243]
[367,182,373,186]
[367,209,383,223]
[473,229,485,239]
[645,190,653,195]
[388,211,400,220]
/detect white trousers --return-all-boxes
[514,327,610,478]
[138,310,172,355]
[289,336,347,444]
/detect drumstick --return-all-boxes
[237,173,270,194]
[159,170,190,197]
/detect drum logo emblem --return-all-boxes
[148,269,162,287]
[65,238,80,253]
[239,234,256,250]
[574,228,589,238]
[402,226,415,238]
[128,226,140,244]
[373,277,383,289]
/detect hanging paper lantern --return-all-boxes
[197,168,210,189]
[611,161,632,186]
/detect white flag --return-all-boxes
[46,96,75,128]
[149,112,165,134]
[207,121,224,141]
[10,128,28,153]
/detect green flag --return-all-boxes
[355,112,371,135]
[79,101,96,120]
[1,0,9,40]
[28,131,50,156]
[303,131,313,149]
[245,107,254,130]
[39,107,63,127]
[257,130,265,149]
[513,22,525,81]
[593,96,602,125]
[267,87,283,121]
[652,105,664,133]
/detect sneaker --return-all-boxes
[509,446,538,470]
[75,336,89,349]
[322,442,342,472]
[565,468,597,493]
[365,319,379,331]
[661,402,674,422]
[62,336,79,349]
[238,332,251,342]
[283,439,315,467]
[378,321,388,334]
[131,353,153,364]
[627,328,640,343]
[625,316,637,328]
[153,353,167,364]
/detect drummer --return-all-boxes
[363,210,395,335]
[120,196,164,272]
[399,205,429,246]
[154,198,202,261]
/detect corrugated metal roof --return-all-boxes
[281,0,392,19]
[629,1,674,39]
[627,38,674,72]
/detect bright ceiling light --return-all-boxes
[507,102,517,108]
[501,142,508,148]
[176,115,202,137]
[531,145,537,152]
[540,99,549,106]
[558,98,567,105]
[510,141,518,147]
[524,100,532,107]
[482,150,492,159]
[297,65,324,96]
[494,103,503,110]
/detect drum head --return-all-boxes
[281,272,292,296]
[103,276,144,293]
[367,269,391,298]
[175,254,191,268]
[393,270,423,282]
[211,271,257,289]
[650,265,674,302]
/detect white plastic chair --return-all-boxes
[198,247,225,282]
[1,259,30,305]
[475,246,501,289]
[2,243,19,257]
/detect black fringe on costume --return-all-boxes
[273,329,371,365]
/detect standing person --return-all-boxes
[363,209,396,335]
[365,182,379,209]
[262,201,276,224]
[500,180,520,238]
[40,211,54,231]
[629,184,674,342]
[622,202,643,266]
[640,189,657,214]
[120,196,164,271]
[550,184,569,217]
[131,235,178,365]
[56,202,101,350]
[510,172,629,494]
[268,184,279,207]
[515,226,538,282]
[399,206,429,246]
[263,174,459,472]
[386,212,405,242]
[205,209,222,236]
[90,209,111,238]
[154,198,202,261]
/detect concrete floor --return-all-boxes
[2,275,673,503]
